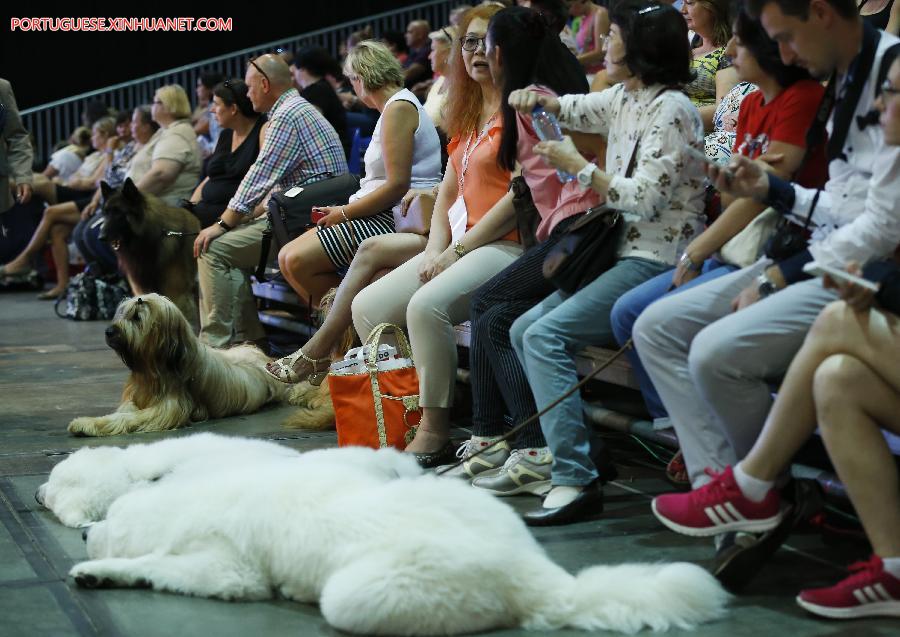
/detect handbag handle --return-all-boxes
[363,323,414,371]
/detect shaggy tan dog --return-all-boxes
[68,294,296,437]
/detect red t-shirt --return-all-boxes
[732,79,828,188]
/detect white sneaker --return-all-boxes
[436,436,511,481]
[471,447,552,496]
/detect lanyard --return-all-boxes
[458,115,497,192]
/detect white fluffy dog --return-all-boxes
[70,447,729,635]
[67,294,299,437]
[36,433,420,528]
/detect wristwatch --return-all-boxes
[757,272,778,298]
[679,253,702,272]
[576,162,598,190]
[216,218,234,232]
[453,240,467,260]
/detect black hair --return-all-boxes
[114,110,132,126]
[213,79,256,118]
[381,30,409,54]
[292,47,342,79]
[745,0,858,20]
[488,6,591,171]
[198,71,225,90]
[528,0,568,34]
[609,1,694,87]
[734,9,812,87]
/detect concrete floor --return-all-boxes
[0,290,896,636]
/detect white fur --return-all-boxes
[68,443,729,634]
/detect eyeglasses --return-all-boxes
[881,79,900,100]
[461,35,487,52]
[248,59,270,84]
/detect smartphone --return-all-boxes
[802,261,881,292]
[683,145,734,180]
[311,207,328,225]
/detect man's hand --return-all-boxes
[708,154,769,201]
[823,261,878,312]
[508,89,560,116]
[15,183,32,205]
[193,223,226,258]
[534,135,587,177]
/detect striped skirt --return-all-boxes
[316,209,395,273]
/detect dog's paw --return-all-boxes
[67,418,99,437]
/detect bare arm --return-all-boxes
[576,9,609,69]
[700,67,739,132]
[455,189,517,253]
[190,176,208,203]
[344,100,417,218]
[135,158,182,195]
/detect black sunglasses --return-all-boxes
[249,59,270,84]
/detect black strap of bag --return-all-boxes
[765,24,883,260]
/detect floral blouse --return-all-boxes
[685,46,731,107]
[558,84,707,265]
[705,81,758,164]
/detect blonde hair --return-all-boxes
[93,116,117,137]
[154,84,192,119]
[343,40,404,92]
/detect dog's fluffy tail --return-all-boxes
[525,562,729,634]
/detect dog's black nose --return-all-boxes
[82,528,89,542]
[105,326,116,338]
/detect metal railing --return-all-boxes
[21,0,458,166]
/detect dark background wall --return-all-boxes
[2,1,425,109]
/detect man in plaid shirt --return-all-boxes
[194,54,347,347]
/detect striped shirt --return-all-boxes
[228,89,347,215]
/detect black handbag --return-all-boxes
[541,138,636,295]
[255,172,360,281]
[543,87,680,294]
[542,206,623,294]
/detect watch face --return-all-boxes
[577,166,593,186]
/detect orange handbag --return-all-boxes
[328,323,422,449]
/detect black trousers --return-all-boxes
[468,215,579,448]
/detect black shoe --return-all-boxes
[411,441,456,469]
[522,481,604,527]
[713,479,824,592]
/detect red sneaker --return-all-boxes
[797,555,900,619]
[651,466,784,537]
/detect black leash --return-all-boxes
[434,338,634,475]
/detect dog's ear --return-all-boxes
[121,179,144,207]
[100,181,114,201]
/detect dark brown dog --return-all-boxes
[99,178,200,324]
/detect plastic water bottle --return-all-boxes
[531,104,576,183]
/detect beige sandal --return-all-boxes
[265,348,330,386]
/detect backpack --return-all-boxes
[55,271,131,321]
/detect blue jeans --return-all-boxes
[511,257,670,486]
[610,259,737,419]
